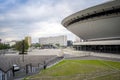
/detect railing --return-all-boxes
[0,55,63,80]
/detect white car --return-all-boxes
[13,64,20,71]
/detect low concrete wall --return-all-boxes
[91,52,120,59]
[64,49,120,59]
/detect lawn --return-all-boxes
[24,60,120,80]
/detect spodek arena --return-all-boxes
[62,0,120,54]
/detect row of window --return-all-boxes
[74,45,120,54]
[64,7,120,27]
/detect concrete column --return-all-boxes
[0,70,2,80]
[4,73,7,80]
[26,65,28,74]
[2,73,7,80]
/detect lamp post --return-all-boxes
[22,40,25,62]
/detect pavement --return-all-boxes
[1,48,120,80]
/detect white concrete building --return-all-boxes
[7,40,16,46]
[39,35,67,46]
[62,0,120,53]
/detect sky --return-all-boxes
[0,0,110,43]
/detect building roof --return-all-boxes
[62,0,120,26]
[62,0,120,41]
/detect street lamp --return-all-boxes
[22,40,25,62]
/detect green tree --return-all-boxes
[32,43,41,48]
[15,40,29,54]
[0,43,10,50]
[55,43,60,47]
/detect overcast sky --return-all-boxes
[0,0,109,43]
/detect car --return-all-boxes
[13,64,20,71]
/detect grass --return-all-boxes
[24,60,120,80]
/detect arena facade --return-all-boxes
[62,0,120,54]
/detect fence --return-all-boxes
[0,55,63,80]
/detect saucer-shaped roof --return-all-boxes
[62,0,120,41]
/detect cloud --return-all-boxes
[0,0,110,42]
[0,27,12,33]
[28,21,74,42]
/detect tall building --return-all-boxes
[39,35,67,46]
[0,39,2,43]
[62,0,120,53]
[25,36,31,47]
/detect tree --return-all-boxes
[0,43,10,50]
[14,40,29,54]
[32,43,41,48]
[55,43,60,47]
[14,40,29,62]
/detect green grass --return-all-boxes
[24,60,120,80]
[92,71,120,80]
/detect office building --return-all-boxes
[25,36,31,47]
[39,35,67,46]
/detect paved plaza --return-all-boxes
[0,48,120,80]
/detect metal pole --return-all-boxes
[22,40,25,62]
[12,66,15,77]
